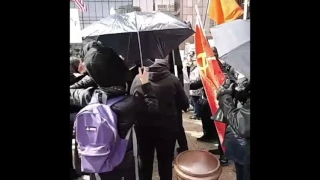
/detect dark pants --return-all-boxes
[137,127,176,180]
[199,103,218,139]
[176,111,188,151]
[234,163,250,180]
[217,142,224,156]
[191,96,201,117]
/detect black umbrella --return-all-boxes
[81,11,194,67]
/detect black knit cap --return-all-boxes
[82,41,129,88]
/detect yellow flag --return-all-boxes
[208,0,243,25]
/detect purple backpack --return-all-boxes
[74,91,130,173]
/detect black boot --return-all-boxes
[208,150,229,167]
[219,155,229,167]
[197,134,215,142]
[209,149,219,155]
[70,168,81,180]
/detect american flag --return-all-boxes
[71,0,88,12]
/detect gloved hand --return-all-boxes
[216,79,234,100]
[197,98,208,106]
[234,88,249,103]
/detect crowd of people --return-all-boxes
[70,41,250,180]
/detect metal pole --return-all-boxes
[203,0,210,28]
[195,5,204,32]
[135,13,144,67]
[137,32,144,67]
[172,50,178,77]
[243,0,248,20]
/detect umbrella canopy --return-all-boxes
[81,11,194,67]
[210,19,250,78]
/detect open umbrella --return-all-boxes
[81,11,194,67]
[210,19,250,78]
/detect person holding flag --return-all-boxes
[206,0,249,178]
[194,15,226,154]
[216,80,250,180]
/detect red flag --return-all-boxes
[71,0,88,12]
[194,23,227,151]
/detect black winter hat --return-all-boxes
[82,41,129,88]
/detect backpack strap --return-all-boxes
[89,90,107,104]
[105,96,126,106]
[90,90,125,106]
[132,125,139,180]
[123,126,139,180]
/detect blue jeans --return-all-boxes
[191,96,200,117]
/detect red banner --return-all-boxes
[194,24,227,151]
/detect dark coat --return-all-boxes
[70,42,159,138]
[70,73,85,86]
[219,94,250,165]
[70,73,86,113]
[70,75,97,89]
[193,78,250,165]
[130,59,189,131]
[70,84,158,139]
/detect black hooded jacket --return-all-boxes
[70,74,97,89]
[70,43,159,138]
[218,85,250,165]
[130,58,189,131]
[127,59,154,93]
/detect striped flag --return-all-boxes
[71,0,88,12]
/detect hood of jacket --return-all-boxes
[147,58,172,82]
[82,42,129,88]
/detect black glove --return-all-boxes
[216,79,234,100]
[197,98,208,106]
[234,89,248,104]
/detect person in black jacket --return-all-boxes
[130,58,189,180]
[70,56,81,74]
[70,43,98,89]
[69,42,159,180]
[217,81,250,180]
[69,61,83,179]
[70,56,88,87]
[190,79,229,166]
[190,79,217,141]
[129,54,188,155]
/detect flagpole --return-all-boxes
[172,50,178,77]
[194,5,204,32]
[243,0,248,20]
[202,0,210,28]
